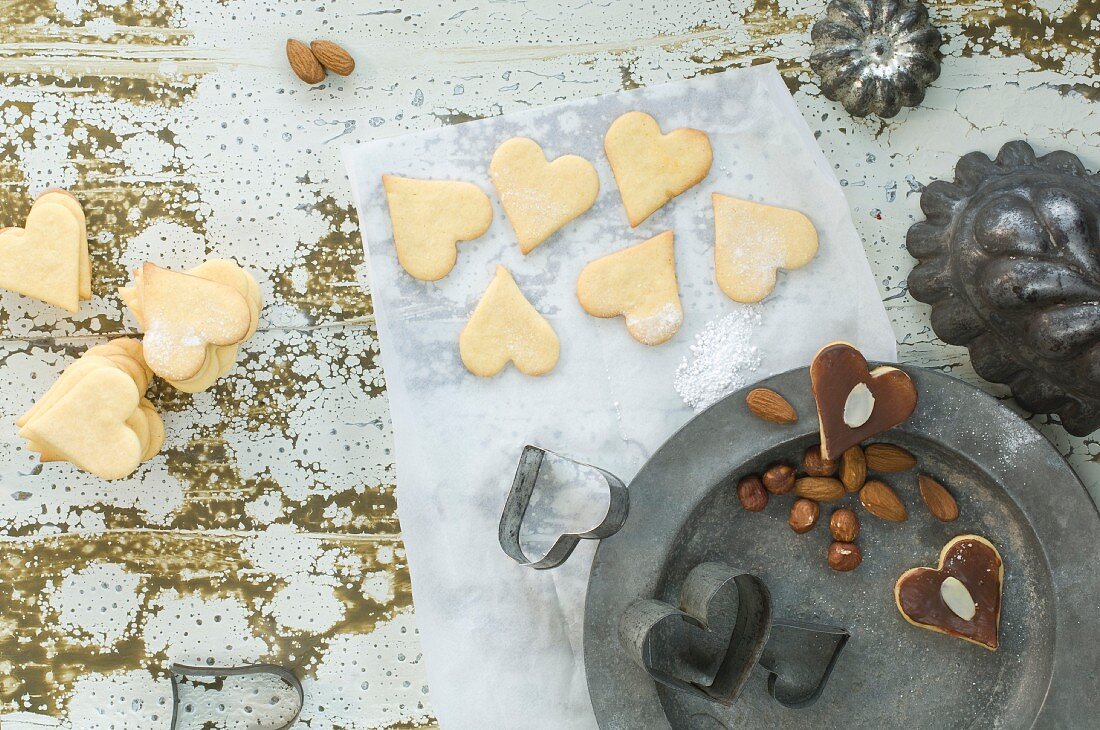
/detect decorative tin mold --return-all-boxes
[810,0,942,119]
[907,140,1100,436]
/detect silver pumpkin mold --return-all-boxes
[907,141,1100,436]
[810,0,942,119]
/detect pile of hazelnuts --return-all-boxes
[736,445,863,572]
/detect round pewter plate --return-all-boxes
[585,366,1100,729]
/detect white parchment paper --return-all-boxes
[344,64,897,729]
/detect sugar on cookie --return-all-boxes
[119,259,261,393]
[0,190,92,312]
[713,193,818,304]
[382,174,493,281]
[604,111,712,227]
[18,337,163,480]
[577,230,683,346]
[490,137,599,254]
[459,265,560,377]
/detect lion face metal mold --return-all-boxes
[907,140,1100,436]
[810,0,942,119]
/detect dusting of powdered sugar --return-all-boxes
[674,307,763,411]
[625,302,684,344]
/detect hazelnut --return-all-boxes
[762,463,796,495]
[788,498,819,534]
[737,475,768,512]
[828,541,862,571]
[829,508,860,542]
[803,445,838,477]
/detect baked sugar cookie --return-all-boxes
[490,137,599,254]
[0,198,83,311]
[576,230,682,345]
[713,193,818,303]
[36,189,91,300]
[459,266,559,377]
[604,111,712,227]
[382,174,493,280]
[120,258,261,391]
[895,535,1003,651]
[138,263,253,382]
[20,366,144,481]
[19,337,164,477]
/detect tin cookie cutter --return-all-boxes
[620,562,849,709]
[499,444,629,569]
[170,663,304,730]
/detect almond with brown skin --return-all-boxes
[310,40,355,76]
[865,443,917,472]
[745,388,798,424]
[839,445,866,492]
[286,38,325,84]
[860,479,908,522]
[919,474,959,521]
[793,477,845,502]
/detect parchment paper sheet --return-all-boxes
[344,64,896,729]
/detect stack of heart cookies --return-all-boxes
[0,189,92,312]
[16,337,163,480]
[118,260,261,393]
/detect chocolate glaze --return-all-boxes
[810,343,918,460]
[897,538,1003,650]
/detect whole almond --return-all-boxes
[803,445,838,477]
[793,477,845,502]
[865,443,917,472]
[839,446,866,492]
[745,388,798,424]
[287,38,325,84]
[310,40,355,76]
[919,474,959,521]
[860,479,908,522]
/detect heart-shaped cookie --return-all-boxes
[36,189,91,299]
[576,230,683,345]
[139,262,252,381]
[0,198,82,311]
[459,265,559,377]
[895,535,1003,651]
[604,111,712,227]
[19,366,144,480]
[490,137,599,254]
[713,194,818,303]
[810,341,917,460]
[382,174,493,281]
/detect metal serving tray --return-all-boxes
[584,365,1100,729]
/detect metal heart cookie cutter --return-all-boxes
[498,447,849,708]
[170,662,304,730]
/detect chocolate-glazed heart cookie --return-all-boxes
[894,535,1003,651]
[810,342,918,460]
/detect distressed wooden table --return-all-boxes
[0,1,1096,727]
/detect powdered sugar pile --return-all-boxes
[674,307,763,411]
